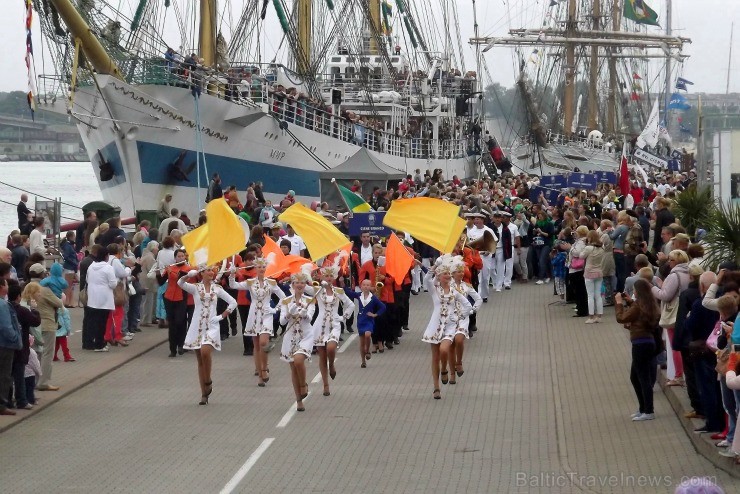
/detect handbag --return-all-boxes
[706,321,723,351]
[658,273,688,329]
[113,281,128,307]
[570,257,585,270]
[688,340,713,361]
[79,287,88,306]
[716,347,732,374]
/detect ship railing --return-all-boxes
[265,90,467,159]
[546,130,616,154]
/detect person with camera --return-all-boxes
[615,279,661,422]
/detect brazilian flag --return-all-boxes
[624,0,660,26]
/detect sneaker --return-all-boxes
[716,440,730,448]
[20,403,33,410]
[630,411,642,418]
[632,413,655,421]
[123,334,133,341]
[719,448,738,458]
[504,286,511,290]
[544,278,551,283]
[535,280,544,285]
[495,288,502,292]
[94,346,109,352]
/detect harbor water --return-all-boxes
[0,161,102,236]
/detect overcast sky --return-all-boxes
[1,0,738,94]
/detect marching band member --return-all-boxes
[311,262,354,396]
[466,213,496,303]
[177,266,237,405]
[421,255,472,400]
[279,270,316,412]
[451,258,482,382]
[493,211,520,292]
[344,279,385,368]
[453,230,483,334]
[163,249,191,357]
[229,257,285,387]
[358,244,397,352]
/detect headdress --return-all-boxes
[254,257,269,268]
[435,254,463,275]
[291,263,314,284]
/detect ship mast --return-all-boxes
[369,0,381,54]
[586,0,600,131]
[199,0,217,67]
[49,0,123,80]
[563,0,577,137]
[297,0,312,74]
[663,0,672,135]
[606,0,621,135]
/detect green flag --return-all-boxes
[624,0,659,26]
[335,181,372,213]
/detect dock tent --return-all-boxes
[319,148,406,210]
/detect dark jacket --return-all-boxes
[11,245,29,280]
[10,301,41,365]
[673,282,701,350]
[652,208,675,252]
[97,228,125,248]
[79,255,95,291]
[60,239,79,271]
[685,298,720,343]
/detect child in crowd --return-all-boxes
[40,263,75,362]
[344,279,385,368]
[25,335,41,406]
[551,245,568,304]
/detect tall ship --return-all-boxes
[471,0,691,177]
[33,0,484,216]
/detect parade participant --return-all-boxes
[279,270,316,412]
[233,253,256,356]
[422,255,472,400]
[451,257,482,381]
[358,244,397,352]
[229,257,285,387]
[452,231,482,333]
[311,262,354,396]
[466,213,495,302]
[344,279,385,368]
[177,266,236,405]
[493,211,520,292]
[163,249,191,357]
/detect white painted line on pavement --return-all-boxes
[276,394,309,428]
[338,333,357,353]
[220,437,275,494]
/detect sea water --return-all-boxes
[0,161,102,236]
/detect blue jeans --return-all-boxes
[720,376,738,438]
[614,252,626,293]
[127,293,142,331]
[694,358,724,430]
[533,245,550,280]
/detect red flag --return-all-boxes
[619,153,630,195]
[384,233,414,285]
[632,72,642,80]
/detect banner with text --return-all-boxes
[567,173,598,190]
[349,212,391,237]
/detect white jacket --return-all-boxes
[86,261,118,310]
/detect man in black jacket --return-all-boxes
[652,197,675,253]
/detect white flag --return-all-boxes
[636,100,660,149]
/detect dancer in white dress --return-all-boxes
[451,259,482,384]
[178,267,237,405]
[279,271,316,411]
[310,265,354,396]
[421,255,472,399]
[229,257,285,387]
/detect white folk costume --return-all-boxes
[452,280,482,337]
[311,285,354,346]
[421,258,472,344]
[279,293,316,362]
[178,277,237,351]
[229,275,285,336]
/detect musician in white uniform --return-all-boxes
[465,212,496,302]
[492,211,520,291]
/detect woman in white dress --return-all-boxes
[279,271,316,412]
[451,259,482,384]
[178,267,237,405]
[421,255,472,400]
[311,265,354,397]
[229,258,285,387]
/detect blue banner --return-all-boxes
[594,171,618,184]
[529,186,559,205]
[668,93,690,110]
[567,173,598,190]
[668,159,680,172]
[539,174,568,190]
[349,212,391,237]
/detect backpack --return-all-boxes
[624,224,643,256]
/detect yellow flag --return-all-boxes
[383,197,465,254]
[278,202,351,261]
[181,199,247,266]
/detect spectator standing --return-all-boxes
[29,217,46,257]
[0,278,22,415]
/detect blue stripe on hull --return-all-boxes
[136,141,320,196]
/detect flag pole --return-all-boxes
[331,177,353,218]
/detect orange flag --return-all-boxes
[384,233,414,284]
[262,234,312,278]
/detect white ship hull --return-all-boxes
[509,136,620,177]
[44,76,475,217]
